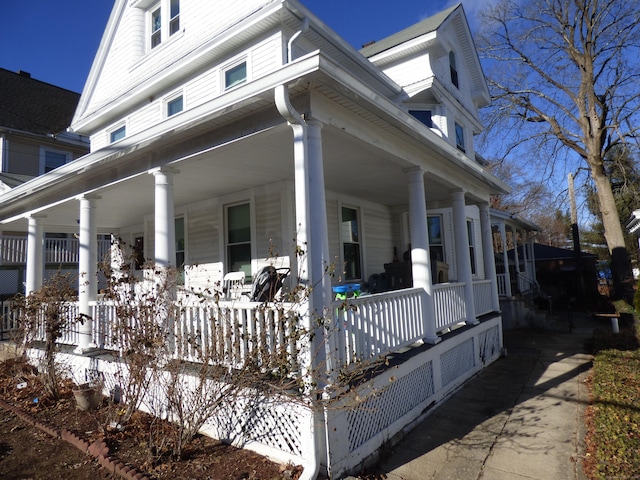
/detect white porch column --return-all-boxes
[76,195,98,352]
[479,203,500,312]
[25,215,44,295]
[499,222,512,297]
[152,168,177,269]
[529,235,538,285]
[406,167,439,344]
[451,190,477,325]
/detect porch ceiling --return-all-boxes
[5,122,452,233]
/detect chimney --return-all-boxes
[17,70,31,78]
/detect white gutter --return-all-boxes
[275,17,321,480]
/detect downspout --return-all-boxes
[275,17,321,480]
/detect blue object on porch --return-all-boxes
[332,283,360,300]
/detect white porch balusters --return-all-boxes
[479,203,500,313]
[451,190,478,325]
[76,195,99,353]
[152,167,177,269]
[406,167,439,344]
[25,215,44,295]
[499,222,512,297]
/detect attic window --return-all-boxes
[449,51,459,89]
[149,0,180,50]
[167,95,183,116]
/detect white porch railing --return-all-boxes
[0,236,111,265]
[433,282,467,332]
[22,281,500,369]
[472,279,493,317]
[332,288,425,365]
[0,236,28,264]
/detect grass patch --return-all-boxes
[586,306,640,479]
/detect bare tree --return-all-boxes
[478,0,640,299]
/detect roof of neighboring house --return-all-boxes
[0,172,34,189]
[360,4,459,57]
[0,68,80,135]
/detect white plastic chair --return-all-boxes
[222,271,245,300]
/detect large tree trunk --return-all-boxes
[591,162,634,301]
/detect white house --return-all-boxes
[0,1,512,477]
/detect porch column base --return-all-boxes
[423,334,441,345]
[466,319,480,326]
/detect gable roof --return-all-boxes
[0,68,80,135]
[360,4,459,58]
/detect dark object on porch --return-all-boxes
[384,262,412,290]
[249,266,289,302]
[368,273,389,293]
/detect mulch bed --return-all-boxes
[0,357,302,480]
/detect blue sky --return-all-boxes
[0,0,487,94]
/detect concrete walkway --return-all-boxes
[362,314,598,480]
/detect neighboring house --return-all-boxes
[0,2,513,477]
[0,68,92,296]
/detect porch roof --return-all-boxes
[0,52,508,232]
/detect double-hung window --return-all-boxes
[467,219,477,275]
[149,0,180,50]
[449,51,459,88]
[226,202,252,282]
[341,206,362,280]
[455,122,465,153]
[409,110,432,128]
[427,215,445,262]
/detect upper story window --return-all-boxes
[110,125,126,144]
[409,110,432,128]
[341,206,362,280]
[41,149,69,174]
[149,0,180,50]
[224,61,247,90]
[167,95,183,117]
[455,122,465,153]
[449,51,459,88]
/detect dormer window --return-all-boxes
[224,61,247,90]
[148,0,180,50]
[449,51,459,89]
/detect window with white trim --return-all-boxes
[224,61,247,90]
[109,125,126,144]
[341,206,362,280]
[166,94,183,117]
[41,148,69,174]
[455,122,465,153]
[175,216,185,283]
[148,0,180,50]
[226,202,251,282]
[467,219,477,275]
[449,50,459,88]
[409,110,432,128]
[428,215,445,262]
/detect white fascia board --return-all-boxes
[367,31,439,66]
[490,208,541,232]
